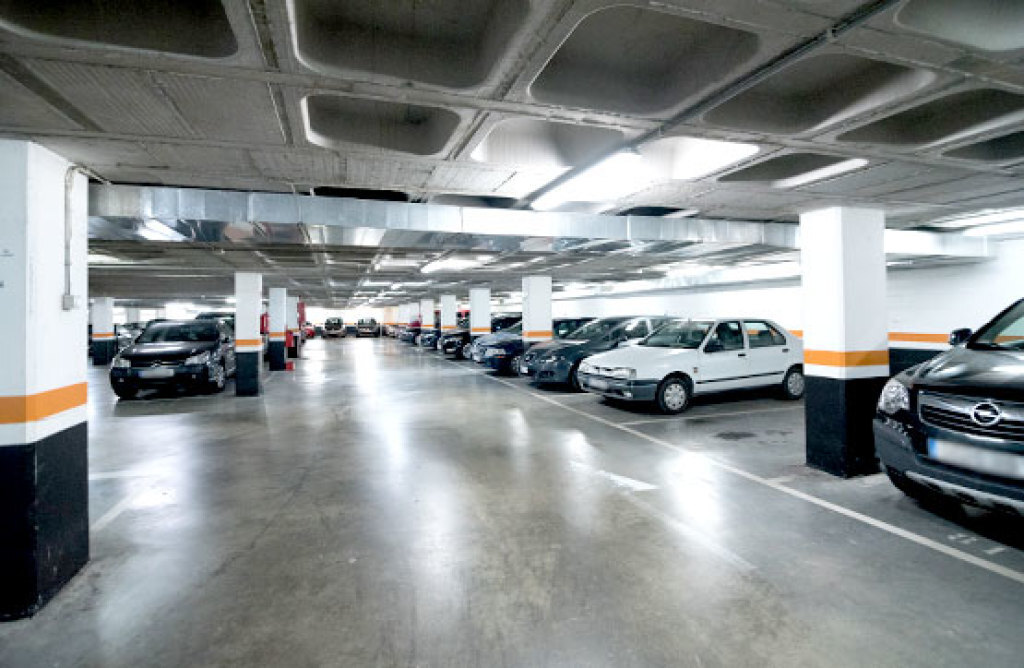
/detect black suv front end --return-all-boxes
[874,300,1024,515]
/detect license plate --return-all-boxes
[928,438,1024,480]
[588,378,608,391]
[520,363,530,375]
[138,368,175,379]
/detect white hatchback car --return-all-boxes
[578,318,804,414]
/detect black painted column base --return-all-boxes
[235,351,261,396]
[805,375,887,478]
[91,339,116,366]
[268,341,286,371]
[1,422,89,620]
[287,339,299,359]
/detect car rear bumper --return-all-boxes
[874,417,1024,513]
[578,373,658,401]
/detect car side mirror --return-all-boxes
[949,328,972,346]
[705,341,723,353]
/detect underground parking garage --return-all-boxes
[1,0,1024,664]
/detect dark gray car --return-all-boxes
[522,316,669,389]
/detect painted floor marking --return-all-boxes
[437,354,1024,585]
[91,489,146,532]
[619,405,804,426]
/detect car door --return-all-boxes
[741,319,791,387]
[696,320,749,393]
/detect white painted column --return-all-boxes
[522,276,553,343]
[234,272,263,396]
[90,297,115,365]
[420,298,435,331]
[0,140,89,618]
[469,287,491,337]
[126,307,141,323]
[268,287,287,370]
[440,294,457,333]
[286,295,300,358]
[800,206,888,477]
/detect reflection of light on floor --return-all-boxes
[564,430,595,465]
[506,408,529,446]
[352,343,380,386]
[662,452,724,529]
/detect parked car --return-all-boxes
[522,316,669,389]
[419,323,441,348]
[577,318,803,413]
[469,321,522,362]
[874,299,1024,515]
[399,320,422,344]
[109,319,236,399]
[302,322,316,339]
[478,317,597,374]
[356,318,381,337]
[438,318,474,358]
[324,317,346,338]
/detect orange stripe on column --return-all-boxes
[471,327,490,333]
[805,350,889,367]
[524,330,553,338]
[91,332,115,339]
[0,383,88,424]
[235,339,262,347]
[889,332,947,343]
[268,331,286,337]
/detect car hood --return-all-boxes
[585,345,697,369]
[121,340,217,361]
[475,331,520,346]
[906,346,1024,400]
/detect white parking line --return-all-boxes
[619,405,803,426]
[440,355,1024,585]
[91,490,146,532]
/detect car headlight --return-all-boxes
[484,348,505,357]
[185,351,212,366]
[877,377,910,415]
[609,367,637,380]
[112,356,131,368]
[579,361,595,374]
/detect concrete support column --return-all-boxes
[0,140,89,619]
[801,206,888,477]
[268,288,287,371]
[469,287,491,338]
[522,276,553,344]
[440,295,457,334]
[287,295,300,359]
[420,298,435,331]
[234,272,263,396]
[90,297,116,365]
[125,307,141,323]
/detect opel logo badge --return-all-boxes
[971,402,1002,427]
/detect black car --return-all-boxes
[356,318,381,337]
[522,316,670,389]
[478,317,596,374]
[875,299,1024,515]
[324,317,346,338]
[110,320,236,399]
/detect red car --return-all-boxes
[302,322,316,339]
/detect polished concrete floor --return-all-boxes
[2,338,1023,667]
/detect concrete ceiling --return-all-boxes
[1,0,1022,306]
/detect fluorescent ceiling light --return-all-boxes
[774,158,868,189]
[963,220,1024,237]
[929,207,1024,230]
[531,152,656,211]
[641,137,759,181]
[136,219,184,241]
[421,257,492,274]
[663,209,700,219]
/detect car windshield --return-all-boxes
[565,318,627,341]
[358,319,376,325]
[503,323,522,335]
[138,321,219,343]
[641,320,714,348]
[970,301,1024,351]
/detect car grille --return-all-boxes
[522,351,536,364]
[919,392,1024,442]
[130,358,182,368]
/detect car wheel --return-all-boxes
[656,375,691,414]
[569,362,583,391]
[781,365,805,400]
[208,363,227,393]
[113,385,137,400]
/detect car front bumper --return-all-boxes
[110,364,213,388]
[531,358,574,384]
[577,372,658,401]
[874,417,1024,513]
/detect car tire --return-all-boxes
[208,362,227,393]
[781,365,805,400]
[113,385,137,400]
[656,375,691,414]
